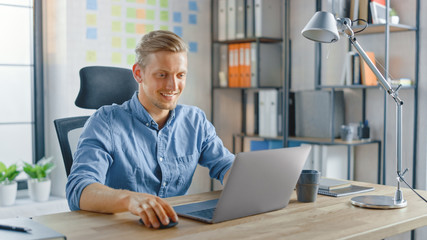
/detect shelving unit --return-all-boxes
[302,0,420,185]
[210,0,419,186]
[211,0,287,156]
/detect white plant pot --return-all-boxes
[28,178,51,202]
[0,181,18,206]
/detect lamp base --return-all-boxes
[350,195,407,209]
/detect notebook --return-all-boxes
[319,177,351,191]
[318,185,374,197]
[0,217,66,240]
[174,145,312,223]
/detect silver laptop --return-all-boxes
[173,145,311,223]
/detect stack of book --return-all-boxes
[318,177,374,197]
[341,51,378,86]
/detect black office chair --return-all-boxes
[54,66,138,176]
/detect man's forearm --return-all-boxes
[79,183,132,213]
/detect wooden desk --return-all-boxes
[34,182,427,240]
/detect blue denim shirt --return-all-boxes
[66,93,234,211]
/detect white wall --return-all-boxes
[43,0,213,197]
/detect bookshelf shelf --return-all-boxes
[214,37,283,44]
[288,137,381,147]
[352,23,416,35]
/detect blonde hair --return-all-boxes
[135,30,188,69]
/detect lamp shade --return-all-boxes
[301,11,340,43]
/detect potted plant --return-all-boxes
[0,162,21,206]
[23,157,55,202]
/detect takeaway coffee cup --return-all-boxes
[296,170,320,202]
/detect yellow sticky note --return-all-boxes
[160,11,168,22]
[146,9,155,20]
[112,6,121,17]
[147,0,156,6]
[86,14,97,26]
[126,23,135,33]
[160,25,168,30]
[86,51,97,62]
[136,9,145,19]
[127,38,136,49]
[127,54,136,65]
[127,8,136,18]
[112,37,121,48]
[136,24,145,34]
[112,52,122,64]
[160,0,168,8]
[112,21,122,32]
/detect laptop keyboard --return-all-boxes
[188,208,216,219]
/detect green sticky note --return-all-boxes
[160,11,168,21]
[127,8,136,18]
[112,37,121,48]
[86,51,97,62]
[147,0,156,6]
[160,0,168,8]
[127,54,136,65]
[146,9,155,20]
[112,52,122,64]
[145,24,154,32]
[126,0,136,2]
[126,23,135,33]
[127,38,136,49]
[160,25,168,30]
[112,6,121,17]
[112,21,122,32]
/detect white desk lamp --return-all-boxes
[302,11,407,209]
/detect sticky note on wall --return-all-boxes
[86,51,97,62]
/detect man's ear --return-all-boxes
[132,63,143,83]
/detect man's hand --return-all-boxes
[80,183,178,229]
[127,192,178,228]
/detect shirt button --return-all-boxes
[145,123,149,126]
[159,157,163,162]
[163,182,167,187]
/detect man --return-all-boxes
[66,30,234,229]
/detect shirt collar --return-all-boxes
[130,92,176,129]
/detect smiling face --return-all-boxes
[133,51,187,119]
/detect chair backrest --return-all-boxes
[54,116,89,177]
[55,66,138,176]
[75,66,138,109]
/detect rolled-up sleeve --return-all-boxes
[198,113,234,184]
[66,108,114,211]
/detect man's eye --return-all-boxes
[158,73,166,78]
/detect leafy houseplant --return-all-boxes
[0,162,21,206]
[23,157,55,202]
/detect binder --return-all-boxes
[218,44,228,87]
[218,0,227,41]
[254,0,282,38]
[235,0,245,39]
[250,42,258,87]
[350,0,359,21]
[242,43,251,87]
[228,44,239,87]
[245,90,256,135]
[259,89,278,138]
[246,0,255,38]
[238,43,245,87]
[227,0,236,40]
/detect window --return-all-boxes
[0,0,43,182]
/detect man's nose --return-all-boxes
[165,75,178,91]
